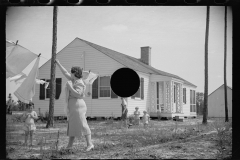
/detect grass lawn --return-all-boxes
[6,115,232,159]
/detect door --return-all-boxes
[157,82,165,112]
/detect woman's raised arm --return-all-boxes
[56,59,71,80]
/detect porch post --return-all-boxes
[165,81,170,113]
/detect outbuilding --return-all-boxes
[208,84,232,118]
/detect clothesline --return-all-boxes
[39,56,49,60]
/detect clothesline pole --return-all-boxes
[46,6,58,128]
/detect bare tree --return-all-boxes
[224,6,229,122]
[46,6,58,128]
[202,6,210,125]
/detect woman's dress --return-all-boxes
[67,79,91,137]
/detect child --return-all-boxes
[142,110,150,128]
[134,107,140,125]
[21,102,38,146]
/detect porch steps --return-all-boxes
[173,116,185,122]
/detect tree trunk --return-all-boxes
[46,6,58,128]
[224,6,229,122]
[202,6,210,125]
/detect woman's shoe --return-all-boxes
[86,145,94,152]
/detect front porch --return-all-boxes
[148,80,185,118]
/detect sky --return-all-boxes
[6,6,232,101]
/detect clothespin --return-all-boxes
[89,70,91,73]
[16,40,18,45]
[38,53,41,57]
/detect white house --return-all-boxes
[32,37,197,119]
[208,84,232,118]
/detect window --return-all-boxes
[190,90,196,112]
[99,76,110,98]
[39,78,62,100]
[134,86,141,98]
[131,77,144,100]
[45,79,51,99]
[183,88,186,104]
[92,75,118,99]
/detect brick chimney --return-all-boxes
[140,46,151,66]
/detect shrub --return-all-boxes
[11,104,19,111]
[128,114,135,124]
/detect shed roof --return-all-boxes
[208,84,232,97]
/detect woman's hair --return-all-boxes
[71,66,83,79]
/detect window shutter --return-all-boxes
[92,77,98,99]
[141,78,144,100]
[183,88,185,103]
[111,88,118,98]
[185,89,187,103]
[39,79,45,100]
[183,88,186,104]
[55,78,62,99]
[190,90,192,104]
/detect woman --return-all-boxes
[56,59,94,151]
[121,97,128,128]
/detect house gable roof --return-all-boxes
[208,84,232,97]
[77,38,197,88]
[38,37,197,88]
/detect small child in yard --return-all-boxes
[21,102,38,146]
[142,110,150,128]
[134,107,140,125]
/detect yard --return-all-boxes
[6,115,232,159]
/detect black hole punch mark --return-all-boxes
[126,0,138,4]
[214,0,228,4]
[22,0,35,4]
[38,0,50,3]
[110,68,140,98]
[155,0,168,4]
[67,0,79,4]
[184,0,198,4]
[96,0,110,4]
[8,0,20,3]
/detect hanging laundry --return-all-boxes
[6,40,16,58]
[83,71,98,85]
[9,73,27,82]
[14,57,40,104]
[12,76,49,89]
[35,79,46,85]
[6,40,37,78]
[35,79,49,89]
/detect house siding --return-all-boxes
[33,38,126,117]
[32,38,197,118]
[208,86,232,118]
[127,71,150,117]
